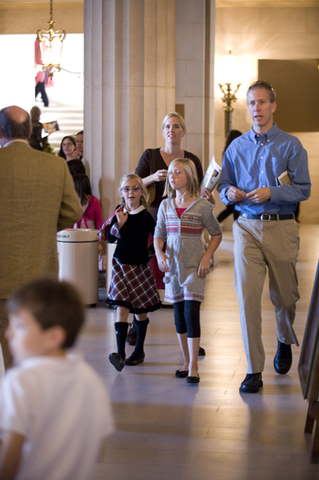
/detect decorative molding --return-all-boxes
[216,1,319,6]
[0,2,83,9]
[1,0,317,9]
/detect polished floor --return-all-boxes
[75,224,319,480]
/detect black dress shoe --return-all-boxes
[274,340,292,374]
[187,375,200,384]
[125,352,145,366]
[198,346,206,356]
[126,322,137,346]
[175,369,189,378]
[239,373,263,393]
[109,353,125,372]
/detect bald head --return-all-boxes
[0,106,31,143]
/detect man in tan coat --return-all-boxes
[0,105,82,370]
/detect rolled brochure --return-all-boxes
[200,156,222,194]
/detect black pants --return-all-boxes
[217,205,240,223]
[35,82,49,107]
[173,300,201,338]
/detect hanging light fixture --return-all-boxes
[36,0,66,77]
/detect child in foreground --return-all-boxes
[0,277,113,480]
[105,174,161,372]
[154,158,222,384]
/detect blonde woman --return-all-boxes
[135,112,213,220]
[154,159,222,384]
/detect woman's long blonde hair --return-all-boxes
[163,158,199,199]
[118,173,151,212]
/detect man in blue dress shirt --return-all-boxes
[217,81,311,393]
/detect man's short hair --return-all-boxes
[7,277,85,349]
[247,80,276,103]
[0,107,31,140]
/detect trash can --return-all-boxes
[57,229,99,305]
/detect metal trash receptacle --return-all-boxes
[57,229,99,305]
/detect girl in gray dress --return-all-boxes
[154,159,222,384]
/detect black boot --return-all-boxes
[125,318,149,365]
[109,322,128,372]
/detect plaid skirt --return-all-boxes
[106,257,162,314]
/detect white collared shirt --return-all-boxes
[124,205,146,215]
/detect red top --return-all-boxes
[73,195,103,230]
[175,208,187,218]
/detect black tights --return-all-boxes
[173,300,201,338]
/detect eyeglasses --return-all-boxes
[62,142,74,147]
[121,186,141,193]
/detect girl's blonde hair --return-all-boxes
[118,173,151,212]
[164,158,199,199]
[161,112,186,131]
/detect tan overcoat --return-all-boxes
[0,141,83,298]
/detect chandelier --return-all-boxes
[36,0,66,77]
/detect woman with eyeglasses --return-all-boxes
[58,135,77,161]
[105,174,161,372]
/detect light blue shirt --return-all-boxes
[217,123,311,215]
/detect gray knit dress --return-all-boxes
[154,197,222,303]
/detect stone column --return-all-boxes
[84,0,175,217]
[175,0,215,170]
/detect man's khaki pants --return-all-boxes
[233,217,300,374]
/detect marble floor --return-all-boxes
[78,224,319,480]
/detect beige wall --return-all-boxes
[214,5,319,227]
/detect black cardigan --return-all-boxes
[107,207,155,265]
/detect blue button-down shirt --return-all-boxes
[217,124,311,215]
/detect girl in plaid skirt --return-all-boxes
[106,174,161,372]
